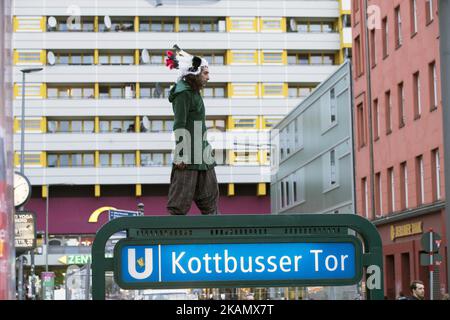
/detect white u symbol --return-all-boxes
[128,248,153,280]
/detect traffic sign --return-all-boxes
[421,231,442,252]
[114,239,362,289]
[420,252,443,266]
[109,209,140,221]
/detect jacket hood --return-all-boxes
[168,80,192,102]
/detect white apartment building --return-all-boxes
[12,0,352,238]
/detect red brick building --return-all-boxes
[352,0,447,299]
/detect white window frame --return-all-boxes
[412,0,418,34]
[419,157,425,204]
[403,163,409,208]
[390,168,396,212]
[364,178,369,218]
[436,150,441,200]
[396,6,403,46]
[416,73,422,115]
[432,62,438,108]
[377,173,383,216]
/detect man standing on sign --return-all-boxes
[165,45,219,215]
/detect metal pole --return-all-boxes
[430,230,434,300]
[17,257,23,300]
[438,0,450,296]
[45,184,49,272]
[20,72,25,175]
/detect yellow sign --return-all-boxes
[88,206,117,223]
[390,221,423,241]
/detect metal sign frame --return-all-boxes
[92,214,384,300]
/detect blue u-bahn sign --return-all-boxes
[114,238,362,289]
[92,215,384,300]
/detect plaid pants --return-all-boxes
[167,167,219,215]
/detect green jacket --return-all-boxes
[169,80,216,170]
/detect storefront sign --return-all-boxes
[58,254,91,265]
[390,221,423,241]
[14,211,36,252]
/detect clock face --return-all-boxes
[14,172,31,208]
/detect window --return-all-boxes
[99,119,135,133]
[330,149,337,186]
[47,153,95,167]
[139,17,174,32]
[99,53,134,65]
[99,19,134,32]
[15,50,42,65]
[355,36,363,76]
[201,87,226,98]
[382,17,389,58]
[141,152,172,166]
[263,117,282,129]
[413,71,422,118]
[432,149,441,201]
[285,124,291,157]
[395,6,402,48]
[230,83,258,97]
[261,51,283,64]
[385,90,392,134]
[205,119,226,131]
[388,167,395,213]
[375,172,383,216]
[288,86,315,98]
[262,83,285,97]
[429,61,438,110]
[362,177,368,218]
[46,16,95,32]
[233,117,257,129]
[330,88,337,124]
[426,0,434,24]
[179,18,219,32]
[287,53,334,65]
[14,16,43,32]
[294,115,303,149]
[48,119,94,133]
[370,29,376,67]
[233,151,259,165]
[140,84,170,99]
[357,102,366,148]
[398,82,405,127]
[280,181,285,209]
[202,53,225,65]
[373,99,379,140]
[289,20,336,33]
[47,86,94,99]
[99,85,135,99]
[410,0,418,35]
[260,17,283,32]
[100,153,136,167]
[416,155,425,205]
[400,162,409,209]
[229,51,257,64]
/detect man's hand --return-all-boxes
[174,162,187,170]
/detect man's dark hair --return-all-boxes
[410,280,424,291]
[183,66,207,92]
[183,73,203,92]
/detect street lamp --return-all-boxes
[18,67,43,300]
